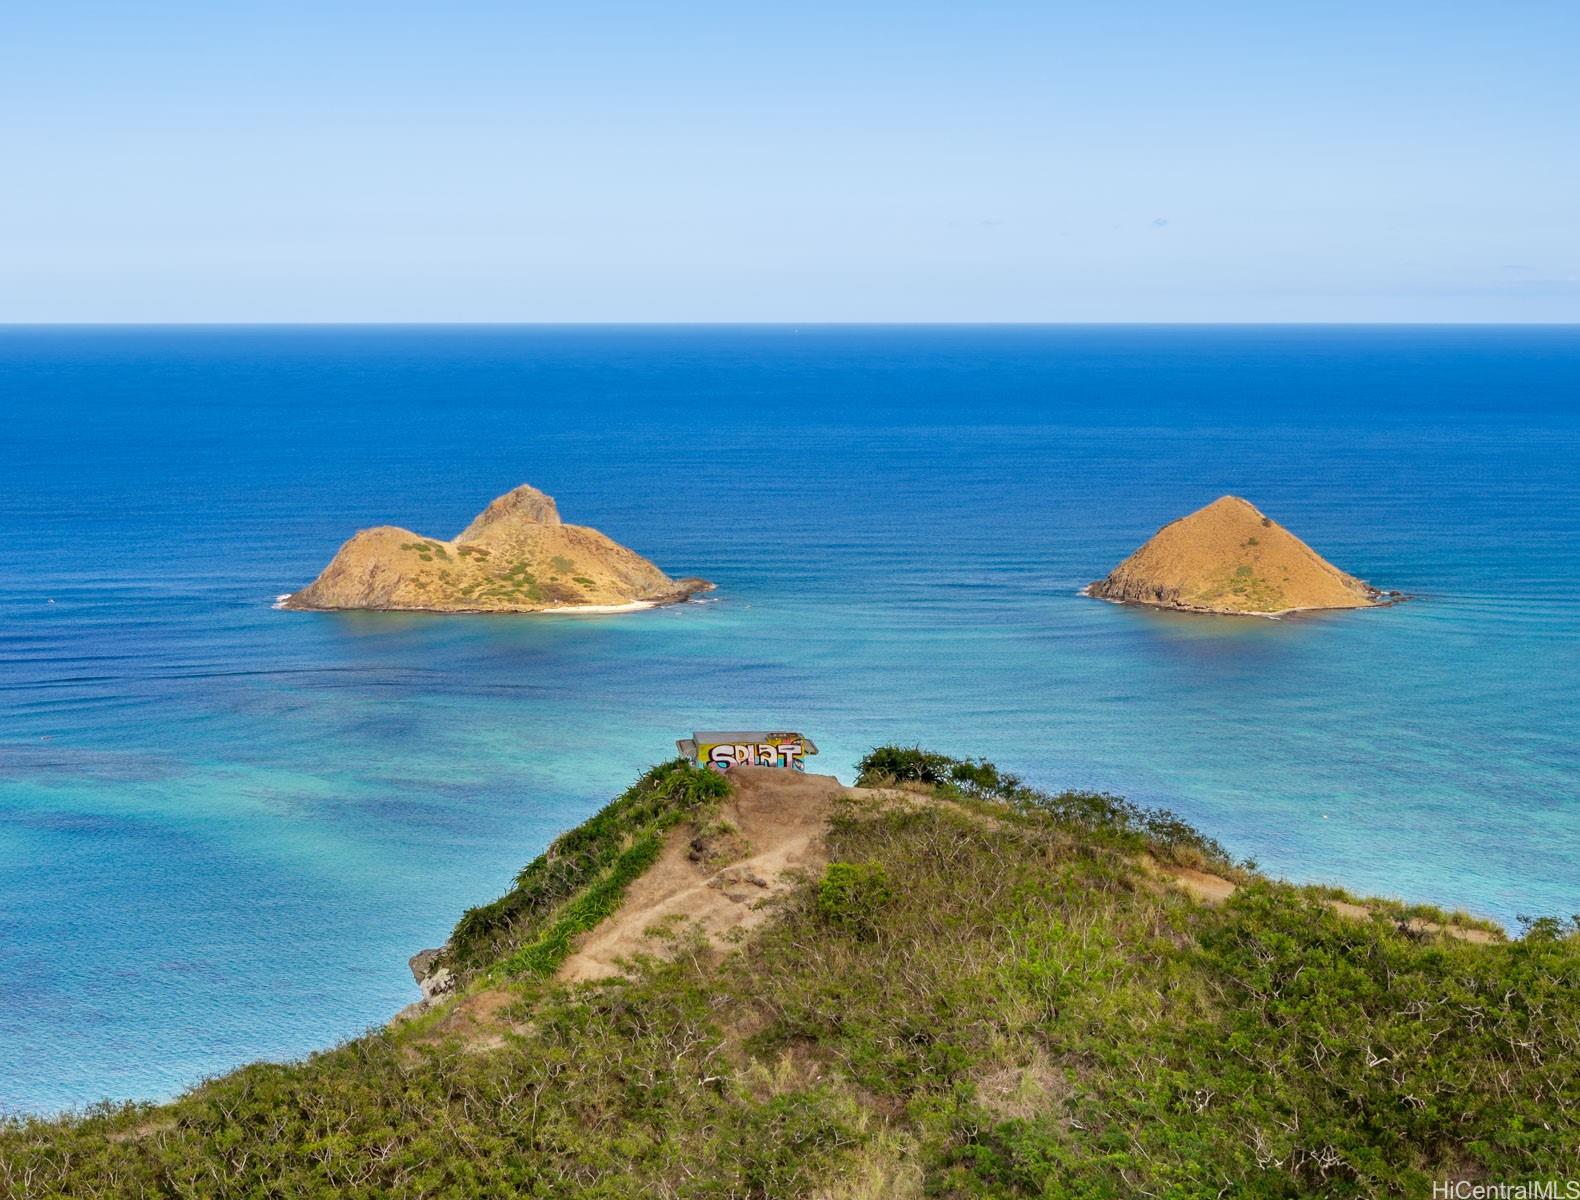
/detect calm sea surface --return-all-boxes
[3,326,1578,1114]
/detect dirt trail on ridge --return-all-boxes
[557,767,846,983]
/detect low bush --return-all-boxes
[857,745,1236,872]
[815,860,894,938]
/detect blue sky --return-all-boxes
[2,2,1576,322]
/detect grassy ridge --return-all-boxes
[854,745,1241,873]
[498,828,666,977]
[1,750,1576,1197]
[445,757,729,975]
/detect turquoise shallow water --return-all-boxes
[2,325,1578,1114]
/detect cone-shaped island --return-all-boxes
[283,484,712,613]
[1088,495,1398,616]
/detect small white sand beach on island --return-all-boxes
[540,600,655,615]
[274,594,657,615]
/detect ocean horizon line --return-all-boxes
[3,320,1579,330]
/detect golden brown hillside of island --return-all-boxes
[284,484,711,613]
[1088,495,1392,615]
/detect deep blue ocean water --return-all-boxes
[2,325,1578,1115]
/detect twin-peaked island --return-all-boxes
[284,483,711,613]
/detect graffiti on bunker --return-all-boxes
[676,731,820,773]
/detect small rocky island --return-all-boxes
[283,484,711,613]
[1088,495,1398,616]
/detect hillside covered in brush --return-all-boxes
[3,751,1576,1198]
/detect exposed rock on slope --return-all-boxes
[284,484,711,613]
[1088,495,1395,615]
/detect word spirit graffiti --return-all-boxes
[676,731,820,774]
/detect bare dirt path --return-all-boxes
[557,767,847,983]
[1149,858,1500,944]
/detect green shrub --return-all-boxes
[855,745,957,785]
[815,860,894,938]
[858,745,1235,872]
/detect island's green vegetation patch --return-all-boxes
[3,751,1575,1198]
[1195,570,1285,611]
[401,539,450,563]
[550,554,575,574]
[464,559,548,604]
